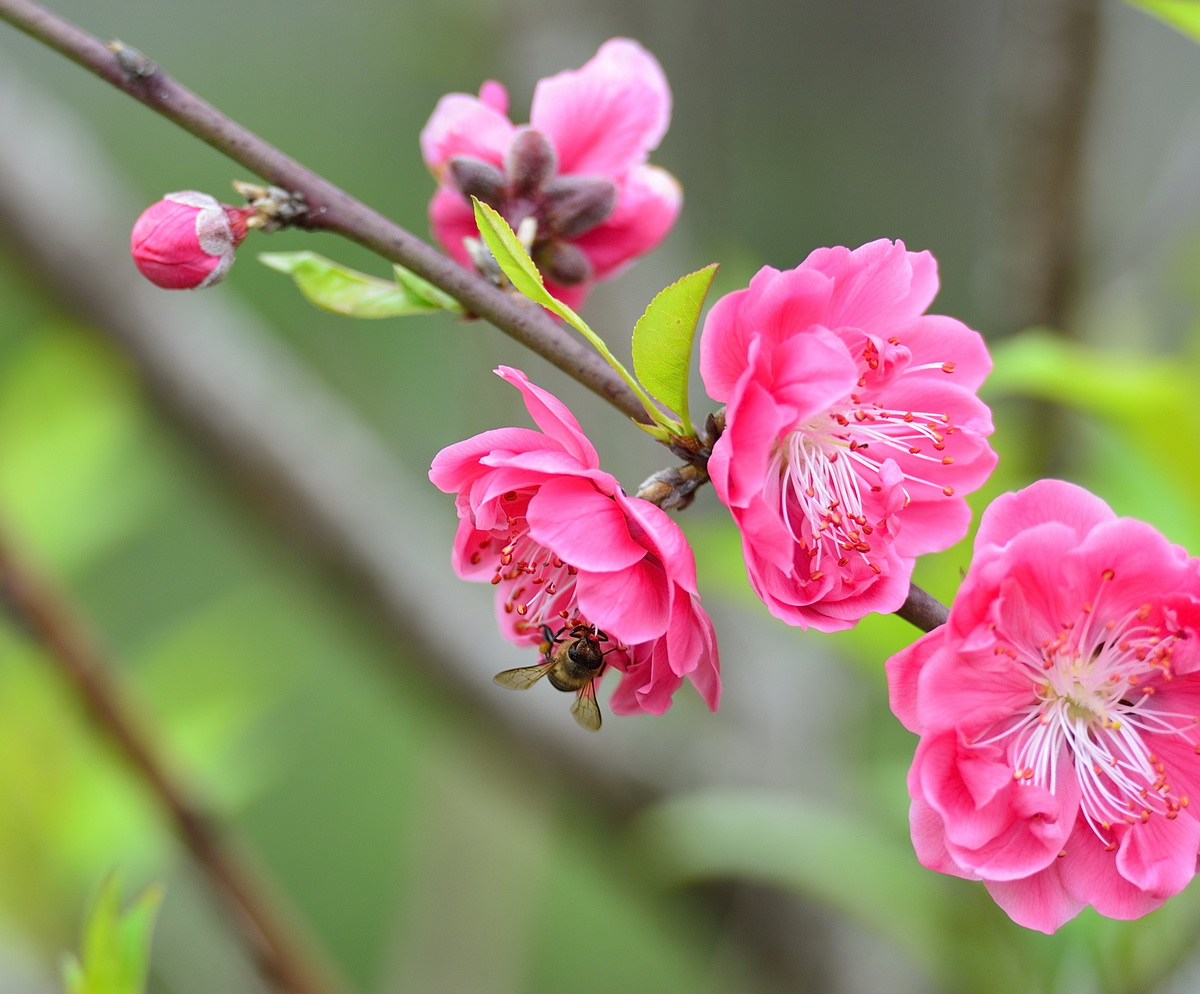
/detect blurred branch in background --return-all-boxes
[0,527,343,994]
[987,0,1100,338]
[983,0,1102,478]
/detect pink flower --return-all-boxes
[887,480,1200,932]
[699,239,997,631]
[130,191,252,289]
[429,366,720,726]
[420,39,681,309]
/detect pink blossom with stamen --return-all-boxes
[420,39,681,308]
[887,480,1200,932]
[699,239,997,631]
[429,366,720,717]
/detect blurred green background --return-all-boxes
[4,1,1200,992]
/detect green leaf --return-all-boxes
[628,791,951,983]
[259,251,463,318]
[1125,0,1200,43]
[631,264,718,431]
[391,265,463,313]
[469,199,590,331]
[470,199,674,430]
[63,874,164,994]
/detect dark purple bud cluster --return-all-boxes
[448,128,617,287]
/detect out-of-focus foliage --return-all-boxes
[61,876,162,994]
[1127,0,1200,44]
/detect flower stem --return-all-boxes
[0,525,348,994]
[895,584,949,634]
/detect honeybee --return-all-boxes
[493,623,611,731]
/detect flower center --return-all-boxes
[489,521,581,642]
[768,391,957,581]
[465,490,609,653]
[978,572,1196,846]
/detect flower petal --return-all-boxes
[801,239,939,331]
[975,479,1115,552]
[886,629,940,734]
[526,476,645,572]
[1115,812,1200,899]
[569,165,681,281]
[420,91,514,177]
[496,366,599,468]
[984,862,1084,935]
[429,426,551,493]
[699,265,834,401]
[530,38,671,176]
[428,186,480,270]
[577,558,670,644]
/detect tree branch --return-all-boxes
[987,0,1099,339]
[0,0,649,423]
[896,585,949,635]
[0,527,347,994]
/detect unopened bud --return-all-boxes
[505,128,557,199]
[130,191,250,290]
[534,240,592,286]
[635,464,709,512]
[542,176,617,239]
[448,156,506,208]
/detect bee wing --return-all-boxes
[570,682,602,732]
[493,664,550,691]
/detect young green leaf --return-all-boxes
[391,265,463,313]
[631,264,718,432]
[1125,0,1200,44]
[470,200,548,301]
[62,874,164,994]
[470,198,678,430]
[469,199,593,333]
[259,251,463,318]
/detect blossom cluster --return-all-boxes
[419,38,680,309]
[423,41,1200,933]
[125,34,1200,934]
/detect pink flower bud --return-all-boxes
[130,191,250,290]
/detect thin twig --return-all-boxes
[0,529,346,994]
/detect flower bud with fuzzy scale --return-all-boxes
[130,191,252,290]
